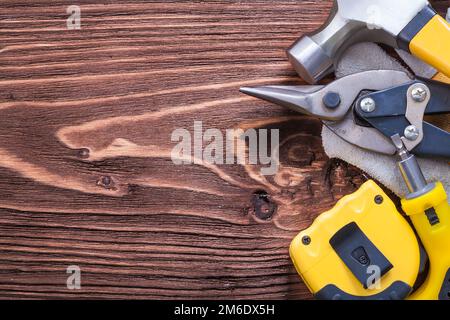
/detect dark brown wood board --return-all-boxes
[0,0,448,300]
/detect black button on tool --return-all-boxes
[323,92,341,109]
[425,207,440,226]
[330,222,393,289]
[352,247,370,266]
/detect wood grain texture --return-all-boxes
[0,0,448,300]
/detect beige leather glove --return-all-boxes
[322,43,450,199]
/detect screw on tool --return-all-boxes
[302,236,312,246]
[404,125,420,141]
[411,86,427,102]
[360,97,376,113]
[375,195,384,204]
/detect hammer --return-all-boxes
[289,0,450,84]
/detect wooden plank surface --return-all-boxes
[0,0,448,300]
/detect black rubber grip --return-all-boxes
[315,282,411,300]
[439,268,450,300]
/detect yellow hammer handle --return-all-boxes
[410,15,450,79]
[402,183,450,300]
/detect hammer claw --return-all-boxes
[288,0,450,83]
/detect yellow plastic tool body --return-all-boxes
[290,180,421,298]
[410,15,450,78]
[403,182,450,300]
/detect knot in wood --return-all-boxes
[251,190,277,220]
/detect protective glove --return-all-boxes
[322,42,450,199]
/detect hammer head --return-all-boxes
[288,0,430,83]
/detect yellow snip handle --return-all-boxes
[410,15,450,79]
[432,72,450,83]
[402,183,450,300]
[429,73,450,136]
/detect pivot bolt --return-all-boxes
[323,92,341,109]
[360,97,376,113]
[411,86,427,102]
[404,125,420,141]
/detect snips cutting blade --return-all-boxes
[241,70,412,155]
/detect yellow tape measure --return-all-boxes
[290,180,424,300]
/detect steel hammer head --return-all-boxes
[289,0,431,83]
